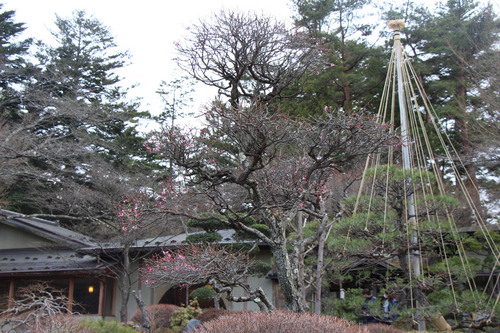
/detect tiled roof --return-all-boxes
[0,209,97,248]
[148,229,238,246]
[81,229,241,253]
[0,248,113,275]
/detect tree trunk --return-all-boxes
[342,84,353,114]
[397,255,452,331]
[213,292,222,310]
[314,229,327,314]
[119,247,131,322]
[296,211,306,305]
[271,243,306,312]
[132,290,151,332]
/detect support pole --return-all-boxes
[390,20,425,331]
[393,23,421,279]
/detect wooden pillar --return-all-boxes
[98,280,104,316]
[111,279,117,317]
[7,277,14,309]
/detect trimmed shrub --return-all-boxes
[130,304,179,332]
[195,308,235,323]
[195,310,355,333]
[249,260,271,276]
[323,288,365,322]
[190,286,216,300]
[187,213,228,231]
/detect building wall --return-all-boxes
[113,252,276,318]
[0,224,53,250]
[227,275,274,311]
[112,260,155,320]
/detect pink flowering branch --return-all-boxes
[115,192,149,233]
[140,244,274,311]
[141,244,251,286]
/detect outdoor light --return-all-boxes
[88,285,94,293]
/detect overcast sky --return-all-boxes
[2,0,498,128]
[2,0,295,127]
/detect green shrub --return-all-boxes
[234,223,270,241]
[78,319,138,333]
[250,260,271,277]
[248,223,271,236]
[190,286,216,300]
[170,298,203,331]
[187,213,228,231]
[323,288,365,322]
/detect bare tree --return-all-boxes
[142,244,274,312]
[147,103,395,312]
[0,10,154,231]
[0,94,148,225]
[88,187,185,323]
[175,10,319,108]
[0,282,79,332]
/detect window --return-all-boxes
[73,277,100,315]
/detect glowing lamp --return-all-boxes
[88,286,94,293]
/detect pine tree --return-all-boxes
[386,0,499,224]
[423,1,498,223]
[285,0,387,116]
[33,10,151,166]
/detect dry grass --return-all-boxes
[130,303,179,332]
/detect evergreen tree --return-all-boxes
[0,4,33,118]
[285,0,387,116]
[34,10,150,167]
[0,9,154,230]
[385,0,499,223]
[0,5,35,206]
[424,1,498,223]
[155,75,194,128]
[328,165,498,328]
